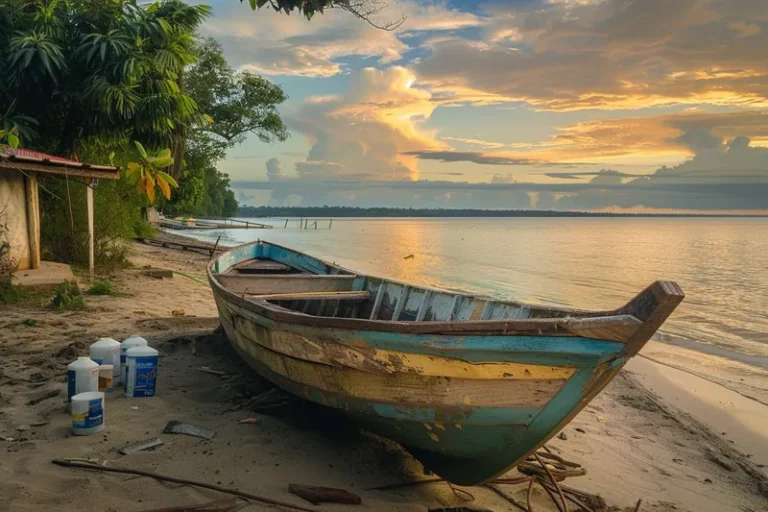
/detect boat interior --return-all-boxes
[212,243,618,323]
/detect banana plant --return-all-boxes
[0,127,20,151]
[125,141,178,202]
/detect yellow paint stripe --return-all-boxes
[371,350,575,380]
[229,321,565,408]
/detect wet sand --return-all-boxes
[1,239,766,511]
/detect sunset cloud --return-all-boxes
[288,66,445,181]
[415,0,768,111]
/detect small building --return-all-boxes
[0,148,120,282]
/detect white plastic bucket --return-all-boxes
[89,338,121,385]
[120,336,148,385]
[67,357,99,404]
[125,345,158,398]
[71,391,105,435]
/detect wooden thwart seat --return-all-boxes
[231,259,291,273]
[216,274,357,294]
[247,291,372,302]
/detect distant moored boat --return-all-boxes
[207,241,684,485]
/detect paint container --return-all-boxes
[98,364,114,392]
[89,337,121,385]
[71,391,105,435]
[124,345,158,398]
[120,335,148,385]
[67,357,99,406]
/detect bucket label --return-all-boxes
[72,399,103,429]
[128,356,158,397]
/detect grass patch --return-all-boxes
[87,280,117,296]
[51,281,86,311]
[0,283,27,304]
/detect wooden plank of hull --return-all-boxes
[231,313,576,380]
[215,274,357,295]
[225,315,566,409]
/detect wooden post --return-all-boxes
[328,219,333,229]
[86,181,94,280]
[284,218,289,229]
[24,174,41,269]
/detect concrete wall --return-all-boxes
[0,169,31,271]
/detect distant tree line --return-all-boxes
[237,206,751,218]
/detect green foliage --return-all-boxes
[51,280,85,310]
[186,38,288,145]
[242,1,405,30]
[39,142,148,270]
[126,142,178,202]
[0,0,212,155]
[87,280,118,296]
[0,283,27,304]
[162,39,289,217]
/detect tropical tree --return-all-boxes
[0,0,211,156]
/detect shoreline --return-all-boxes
[3,236,764,511]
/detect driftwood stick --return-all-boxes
[51,459,315,512]
[485,483,529,512]
[139,498,241,512]
[634,498,643,512]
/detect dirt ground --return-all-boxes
[1,239,766,512]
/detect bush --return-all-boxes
[51,281,85,310]
[0,283,26,304]
[87,280,113,295]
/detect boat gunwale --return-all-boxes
[207,241,684,349]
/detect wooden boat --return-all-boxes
[208,241,684,486]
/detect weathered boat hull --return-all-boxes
[208,241,683,485]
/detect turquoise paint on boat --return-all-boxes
[368,403,542,426]
[208,241,685,486]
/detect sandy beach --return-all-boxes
[1,239,766,512]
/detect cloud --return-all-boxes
[288,66,444,183]
[415,0,768,111]
[728,21,762,39]
[203,1,486,78]
[440,136,507,149]
[266,158,284,181]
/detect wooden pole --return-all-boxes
[328,219,333,229]
[284,218,289,229]
[86,181,94,280]
[24,174,41,269]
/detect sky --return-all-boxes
[199,0,768,212]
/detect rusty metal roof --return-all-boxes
[0,147,121,180]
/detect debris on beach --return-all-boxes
[163,420,216,440]
[138,498,244,512]
[558,432,568,440]
[237,418,260,424]
[27,388,61,406]
[288,484,362,505]
[198,367,227,377]
[119,438,164,455]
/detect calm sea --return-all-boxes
[178,217,768,369]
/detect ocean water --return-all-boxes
[178,217,768,369]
